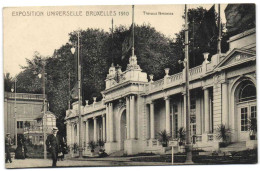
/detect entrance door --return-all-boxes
[237,103,256,141]
[235,80,256,142]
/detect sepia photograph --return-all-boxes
[2,2,257,169]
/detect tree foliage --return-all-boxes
[13,25,179,136]
[4,73,13,92]
[173,6,229,68]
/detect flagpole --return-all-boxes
[42,60,47,160]
[111,18,114,65]
[184,4,193,164]
[68,72,71,110]
[132,5,135,56]
[77,30,83,158]
[217,4,221,54]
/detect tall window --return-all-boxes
[251,106,257,119]
[170,104,178,138]
[190,97,196,135]
[241,107,248,131]
[17,121,23,129]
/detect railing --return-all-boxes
[84,101,105,114]
[151,79,164,89]
[147,65,203,93]
[168,72,183,84]
[189,65,202,76]
[5,92,45,100]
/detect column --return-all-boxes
[130,95,135,139]
[102,114,106,141]
[93,117,97,142]
[165,96,171,133]
[209,96,213,133]
[105,104,109,142]
[150,102,155,139]
[85,120,89,144]
[66,122,71,145]
[126,96,130,139]
[109,103,114,142]
[172,104,176,138]
[222,83,229,126]
[146,104,150,139]
[196,98,202,135]
[183,93,186,128]
[71,123,75,145]
[76,122,79,144]
[204,88,210,133]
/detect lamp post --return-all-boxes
[37,60,47,159]
[71,30,83,158]
[178,4,193,164]
[11,77,17,148]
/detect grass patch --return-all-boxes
[121,152,156,157]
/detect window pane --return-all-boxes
[241,107,248,132]
[239,81,256,102]
[251,106,257,118]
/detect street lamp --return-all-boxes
[71,30,83,158]
[37,60,47,159]
[11,77,17,148]
[178,4,193,164]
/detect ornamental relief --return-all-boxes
[221,52,254,67]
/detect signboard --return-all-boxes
[169,140,178,147]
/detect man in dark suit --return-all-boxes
[5,133,12,163]
[46,127,62,167]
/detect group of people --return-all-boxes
[5,127,68,167]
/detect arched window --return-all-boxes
[239,81,256,102]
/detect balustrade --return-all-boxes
[5,92,45,100]
[189,65,202,76]
[147,65,203,93]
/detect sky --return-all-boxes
[3,4,227,77]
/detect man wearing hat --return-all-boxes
[5,133,12,163]
[46,127,62,167]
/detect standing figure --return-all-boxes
[58,137,67,161]
[15,135,25,159]
[46,127,62,167]
[5,133,13,163]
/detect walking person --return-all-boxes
[5,133,13,163]
[46,127,62,167]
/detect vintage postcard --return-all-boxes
[3,4,257,168]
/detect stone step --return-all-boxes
[220,141,247,152]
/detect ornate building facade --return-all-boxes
[4,92,55,145]
[65,28,256,155]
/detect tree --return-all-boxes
[4,73,13,92]
[113,24,179,80]
[15,25,181,137]
[173,6,229,68]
